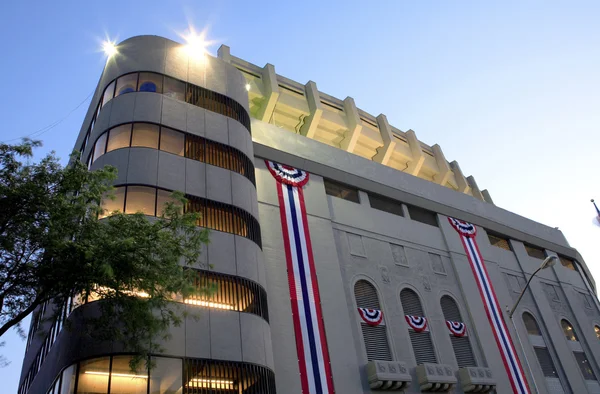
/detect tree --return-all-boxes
[0,139,209,367]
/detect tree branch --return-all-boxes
[0,295,43,338]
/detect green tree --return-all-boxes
[0,139,209,367]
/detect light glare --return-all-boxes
[102,41,118,57]
[245,83,251,91]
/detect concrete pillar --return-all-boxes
[405,129,425,176]
[467,176,485,201]
[256,63,280,123]
[432,144,451,185]
[217,45,231,64]
[339,96,362,153]
[299,81,323,139]
[482,189,494,205]
[372,114,396,165]
[450,161,470,194]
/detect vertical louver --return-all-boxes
[441,295,476,367]
[354,280,392,361]
[534,347,558,377]
[401,289,437,365]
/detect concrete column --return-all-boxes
[372,114,396,165]
[217,44,231,64]
[432,144,451,185]
[256,63,280,123]
[358,190,370,206]
[405,129,425,176]
[401,203,411,219]
[467,175,485,201]
[339,96,362,153]
[482,189,494,205]
[450,161,470,194]
[299,80,323,139]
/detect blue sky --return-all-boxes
[1,0,599,391]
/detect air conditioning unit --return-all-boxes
[366,360,411,390]
[415,363,457,392]
[458,367,496,393]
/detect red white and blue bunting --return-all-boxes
[446,320,467,337]
[405,315,428,332]
[448,217,529,394]
[267,160,334,394]
[357,308,384,326]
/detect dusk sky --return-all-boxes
[1,1,599,391]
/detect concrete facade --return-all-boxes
[19,35,600,394]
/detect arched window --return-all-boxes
[595,325,600,340]
[401,288,437,364]
[561,320,578,342]
[441,295,476,367]
[523,312,542,336]
[354,280,392,361]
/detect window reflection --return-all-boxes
[102,81,115,108]
[132,123,159,149]
[116,74,138,96]
[562,320,578,341]
[149,357,182,394]
[160,127,184,156]
[60,365,77,394]
[76,357,110,393]
[125,186,156,215]
[595,325,600,340]
[164,77,185,101]
[92,133,107,164]
[138,72,163,93]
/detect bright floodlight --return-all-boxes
[102,41,118,57]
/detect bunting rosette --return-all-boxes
[266,160,309,187]
[446,320,467,337]
[405,315,428,332]
[357,308,384,327]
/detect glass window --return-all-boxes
[369,193,404,216]
[115,74,138,96]
[574,352,597,380]
[106,125,132,153]
[109,356,147,394]
[160,127,184,156]
[131,123,159,149]
[138,72,163,93]
[156,189,179,217]
[102,81,115,108]
[562,320,578,341]
[163,76,185,101]
[92,133,107,163]
[523,313,542,336]
[488,233,511,251]
[595,325,600,340]
[99,187,126,219]
[125,186,156,215]
[407,205,438,227]
[324,179,360,203]
[559,256,577,271]
[525,245,546,260]
[76,357,110,393]
[149,357,182,394]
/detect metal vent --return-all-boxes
[440,296,461,322]
[410,331,437,364]
[354,280,391,361]
[441,296,476,367]
[400,289,423,316]
[534,347,558,377]
[355,280,381,309]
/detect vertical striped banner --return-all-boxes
[266,160,335,394]
[448,217,530,394]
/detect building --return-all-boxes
[18,35,600,394]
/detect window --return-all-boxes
[131,123,159,149]
[354,280,392,361]
[488,233,511,251]
[125,186,156,215]
[149,357,181,394]
[561,320,578,341]
[184,358,275,393]
[106,124,132,153]
[441,295,476,367]
[534,347,558,378]
[523,313,542,336]
[92,132,107,163]
[101,81,115,108]
[160,127,184,156]
[595,325,600,340]
[574,352,597,381]
[525,245,546,260]
[401,288,437,364]
[77,357,110,393]
[324,179,360,203]
[559,256,577,271]
[138,72,163,93]
[369,193,403,216]
[110,355,147,394]
[116,73,138,96]
[163,76,185,101]
[407,205,438,227]
[100,187,125,218]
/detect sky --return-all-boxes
[1,0,599,391]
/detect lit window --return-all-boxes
[324,179,360,203]
[160,127,184,156]
[115,74,138,96]
[163,76,185,101]
[106,125,132,153]
[76,357,110,393]
[561,320,578,342]
[595,325,600,340]
[138,72,163,93]
[156,189,178,217]
[125,186,156,215]
[109,356,147,394]
[99,187,125,219]
[101,81,115,108]
[92,133,107,163]
[131,123,159,149]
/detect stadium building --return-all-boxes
[18,35,600,394]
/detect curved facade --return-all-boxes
[20,35,600,394]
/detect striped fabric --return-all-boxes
[448,217,530,394]
[268,160,335,394]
